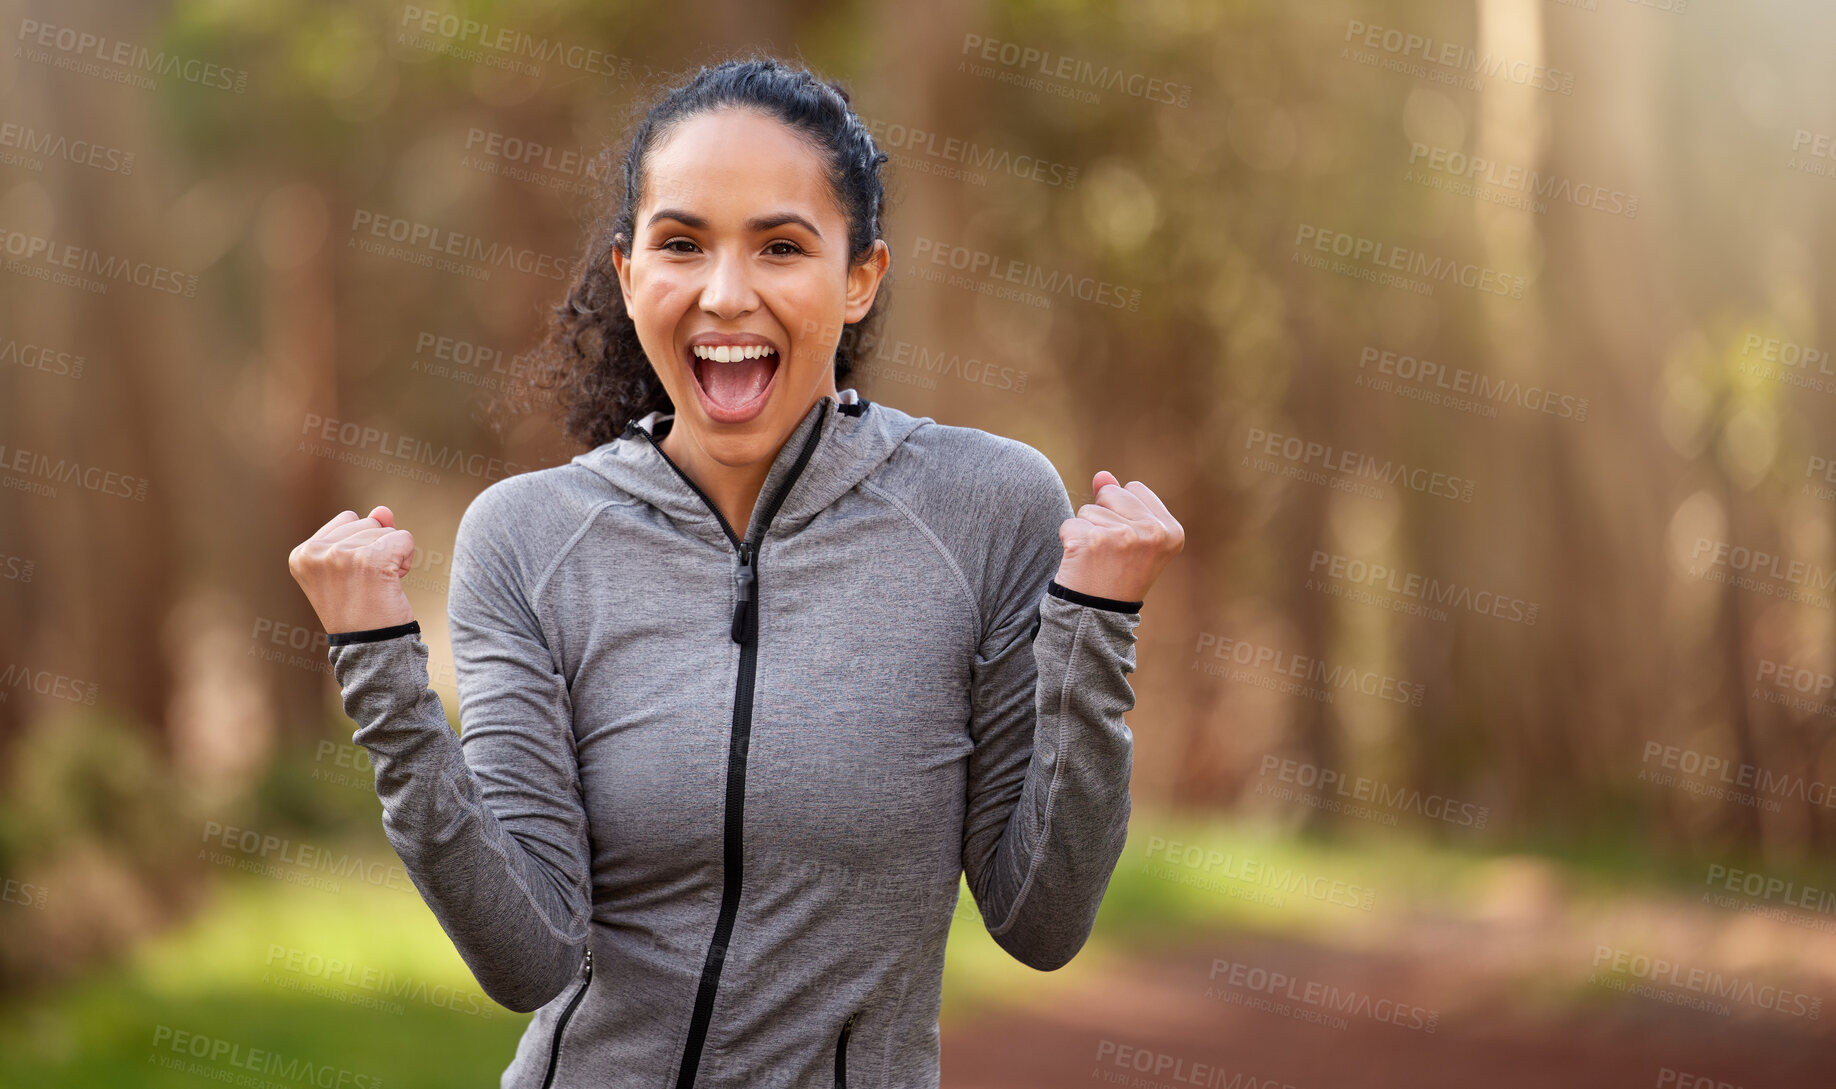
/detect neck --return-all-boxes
[659,425,774,541]
[655,391,833,540]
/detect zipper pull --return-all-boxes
[731,541,756,645]
[583,948,593,980]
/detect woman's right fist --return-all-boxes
[288,505,418,634]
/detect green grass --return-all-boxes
[0,860,529,1087]
[6,806,1830,1084]
[2,811,1294,1084]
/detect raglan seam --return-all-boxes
[359,401,1137,1079]
[859,478,982,637]
[985,602,1089,939]
[526,495,634,606]
[449,477,599,945]
[525,493,658,665]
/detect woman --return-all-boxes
[288,56,1182,1089]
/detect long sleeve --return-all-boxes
[959,451,1141,972]
[324,486,592,1013]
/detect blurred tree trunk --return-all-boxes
[269,177,343,743]
[27,0,177,749]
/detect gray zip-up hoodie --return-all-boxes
[324,388,1143,1089]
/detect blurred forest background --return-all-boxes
[7,0,1836,1085]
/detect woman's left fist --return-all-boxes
[1054,470,1185,604]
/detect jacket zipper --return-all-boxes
[834,1010,858,1088]
[539,948,593,1089]
[640,401,831,1089]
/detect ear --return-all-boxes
[610,234,634,309]
[842,239,890,324]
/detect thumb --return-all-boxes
[1092,470,1120,497]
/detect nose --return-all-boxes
[698,247,758,320]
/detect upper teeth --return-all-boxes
[692,344,776,363]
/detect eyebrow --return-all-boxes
[646,208,823,239]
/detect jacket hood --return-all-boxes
[569,388,930,548]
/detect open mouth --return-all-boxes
[688,343,780,422]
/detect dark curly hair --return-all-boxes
[489,55,893,449]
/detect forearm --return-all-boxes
[975,588,1139,971]
[327,628,591,1012]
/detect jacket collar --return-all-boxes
[571,388,928,549]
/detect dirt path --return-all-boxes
[940,927,1836,1088]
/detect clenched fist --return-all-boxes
[1055,471,1184,604]
[288,505,418,634]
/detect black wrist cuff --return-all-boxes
[326,620,421,646]
[1046,579,1143,614]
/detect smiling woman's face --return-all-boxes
[612,106,888,469]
